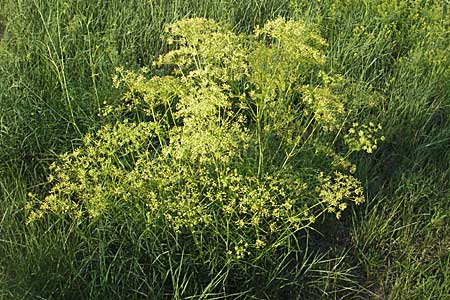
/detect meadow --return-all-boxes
[0,0,449,299]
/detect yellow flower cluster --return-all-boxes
[27,121,160,223]
[344,122,385,154]
[317,172,365,219]
[301,85,345,131]
[155,17,249,83]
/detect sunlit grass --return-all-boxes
[0,0,449,299]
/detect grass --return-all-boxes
[352,170,450,299]
[1,0,449,299]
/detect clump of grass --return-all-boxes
[317,0,449,172]
[312,1,450,298]
[351,169,450,299]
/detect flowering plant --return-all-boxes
[27,17,384,296]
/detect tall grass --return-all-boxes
[1,0,449,299]
[315,0,450,298]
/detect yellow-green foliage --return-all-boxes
[345,122,385,154]
[28,18,383,263]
